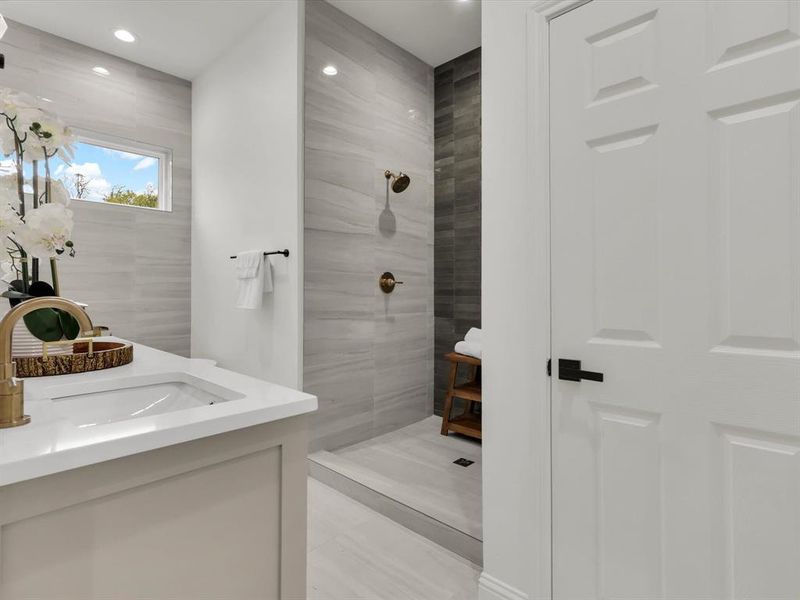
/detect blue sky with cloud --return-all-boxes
[1,141,159,202]
[50,142,159,201]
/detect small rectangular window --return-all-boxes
[50,131,172,211]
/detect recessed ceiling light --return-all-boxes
[92,66,110,77]
[38,97,53,103]
[322,65,338,76]
[113,29,136,43]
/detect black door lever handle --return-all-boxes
[558,359,604,382]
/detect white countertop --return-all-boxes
[0,339,317,487]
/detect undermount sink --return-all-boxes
[46,373,245,428]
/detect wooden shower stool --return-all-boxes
[440,352,482,440]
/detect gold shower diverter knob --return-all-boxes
[379,272,404,293]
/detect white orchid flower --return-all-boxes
[15,203,74,259]
[3,107,44,154]
[48,179,71,206]
[0,89,75,162]
[0,125,14,157]
[0,260,15,284]
[25,116,76,162]
[0,174,15,196]
[0,202,20,238]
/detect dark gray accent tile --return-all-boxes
[434,47,481,414]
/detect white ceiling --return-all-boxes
[0,1,277,80]
[0,0,480,79]
[328,0,481,66]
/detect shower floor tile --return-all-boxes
[308,416,482,542]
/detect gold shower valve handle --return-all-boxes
[379,272,403,293]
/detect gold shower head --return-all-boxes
[384,170,411,193]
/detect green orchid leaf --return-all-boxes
[23,308,63,342]
[57,310,81,340]
[8,280,27,307]
[1,289,32,300]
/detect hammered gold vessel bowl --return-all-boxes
[14,341,133,378]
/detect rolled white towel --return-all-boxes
[455,340,482,360]
[464,327,482,343]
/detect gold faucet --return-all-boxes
[0,297,93,429]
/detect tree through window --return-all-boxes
[0,133,172,211]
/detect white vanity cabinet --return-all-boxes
[0,341,316,600]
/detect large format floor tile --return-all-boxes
[308,478,479,600]
[310,416,482,540]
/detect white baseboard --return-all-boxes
[478,572,530,600]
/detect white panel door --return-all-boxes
[550,1,800,599]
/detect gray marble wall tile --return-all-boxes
[434,48,481,414]
[0,21,191,355]
[304,0,434,451]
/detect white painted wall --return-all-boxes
[191,1,304,389]
[481,2,551,600]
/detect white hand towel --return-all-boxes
[455,340,482,360]
[464,327,482,343]
[235,250,266,309]
[262,257,274,294]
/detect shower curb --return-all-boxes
[308,453,483,567]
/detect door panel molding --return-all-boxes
[548,2,800,599]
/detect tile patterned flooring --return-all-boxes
[308,478,480,600]
[310,416,482,540]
